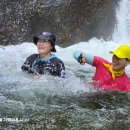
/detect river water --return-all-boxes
[0,0,130,130]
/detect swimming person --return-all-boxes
[21,32,65,78]
[73,45,130,91]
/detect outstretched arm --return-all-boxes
[73,50,94,65]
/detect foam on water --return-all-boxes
[0,42,91,110]
[1,0,130,99]
[0,0,130,129]
[0,38,130,98]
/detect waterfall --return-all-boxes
[113,0,130,44]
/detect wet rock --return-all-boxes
[0,0,120,46]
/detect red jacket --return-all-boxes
[92,56,130,92]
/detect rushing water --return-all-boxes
[113,0,130,44]
[0,0,130,130]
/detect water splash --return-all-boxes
[113,0,130,44]
[0,0,130,129]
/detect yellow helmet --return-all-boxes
[110,44,130,60]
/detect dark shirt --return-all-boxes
[21,54,65,77]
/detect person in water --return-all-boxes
[21,32,65,78]
[73,45,130,92]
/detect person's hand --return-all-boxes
[81,56,86,65]
[77,54,86,64]
[73,51,86,64]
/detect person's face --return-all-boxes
[37,39,52,54]
[112,55,129,71]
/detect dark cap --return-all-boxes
[33,32,56,52]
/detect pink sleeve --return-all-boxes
[92,56,109,67]
[125,84,130,92]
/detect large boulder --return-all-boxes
[0,0,120,46]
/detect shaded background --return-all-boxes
[0,0,119,46]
